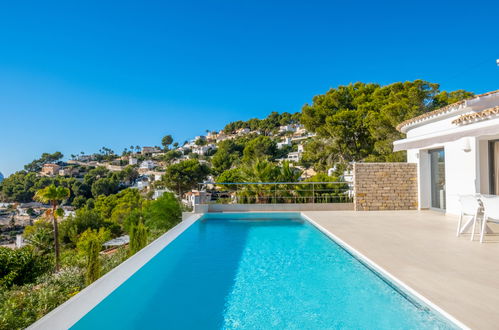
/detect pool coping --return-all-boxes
[28,214,202,330]
[301,213,469,330]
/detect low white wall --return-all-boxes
[28,214,202,330]
[207,203,354,212]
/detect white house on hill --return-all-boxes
[394,90,499,215]
[279,125,296,133]
[139,160,156,170]
[277,137,292,149]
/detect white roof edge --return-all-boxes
[400,101,469,133]
[394,117,499,151]
[399,90,499,133]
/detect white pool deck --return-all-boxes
[304,210,499,330]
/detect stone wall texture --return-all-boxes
[353,163,418,211]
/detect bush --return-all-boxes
[0,267,85,330]
[60,209,121,246]
[101,247,128,274]
[129,222,148,256]
[23,220,54,255]
[142,193,181,230]
[77,228,110,285]
[0,246,51,288]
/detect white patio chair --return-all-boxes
[480,196,499,243]
[457,195,480,240]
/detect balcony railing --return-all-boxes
[197,182,353,204]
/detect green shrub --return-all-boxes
[23,220,54,255]
[129,222,148,256]
[0,267,85,330]
[77,228,110,285]
[0,246,51,288]
[60,209,120,246]
[142,193,181,230]
[101,246,128,274]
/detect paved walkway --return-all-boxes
[303,210,499,330]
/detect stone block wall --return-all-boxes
[353,163,418,211]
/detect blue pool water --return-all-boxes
[72,213,456,329]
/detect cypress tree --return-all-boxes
[129,222,148,256]
[77,228,109,285]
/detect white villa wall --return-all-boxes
[407,138,478,215]
[444,137,478,214]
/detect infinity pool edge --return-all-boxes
[28,214,203,330]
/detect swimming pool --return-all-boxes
[71,213,456,329]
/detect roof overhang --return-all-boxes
[393,119,499,151]
[396,90,499,133]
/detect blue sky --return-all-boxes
[0,0,498,176]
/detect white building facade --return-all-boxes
[394,90,499,215]
[139,160,156,170]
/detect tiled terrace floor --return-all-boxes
[303,210,499,330]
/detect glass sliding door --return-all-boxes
[430,149,446,210]
[489,140,499,195]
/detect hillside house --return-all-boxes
[139,160,156,170]
[193,144,216,156]
[277,137,292,149]
[141,146,161,155]
[286,151,302,162]
[40,163,60,176]
[279,125,296,133]
[58,166,79,177]
[236,128,250,135]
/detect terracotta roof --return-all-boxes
[452,106,499,125]
[396,89,499,132]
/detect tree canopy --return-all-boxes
[211,139,244,173]
[142,193,182,230]
[223,111,301,135]
[242,136,277,162]
[301,80,473,165]
[161,159,210,195]
[161,135,173,149]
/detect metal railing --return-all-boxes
[197,182,353,204]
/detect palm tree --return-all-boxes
[34,184,70,271]
[241,159,278,203]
